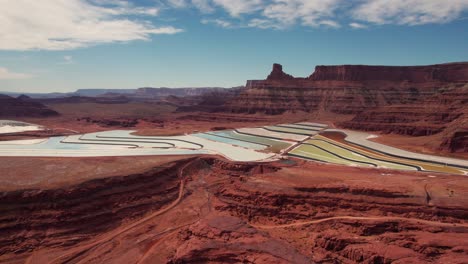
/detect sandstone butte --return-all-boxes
[224,62,468,153]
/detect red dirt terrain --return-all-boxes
[0,156,467,263]
[1,62,466,263]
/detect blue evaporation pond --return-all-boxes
[94,130,136,138]
[208,131,291,153]
[193,133,266,150]
[0,137,89,150]
[38,137,91,150]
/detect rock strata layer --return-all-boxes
[224,63,468,152]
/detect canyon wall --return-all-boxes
[2,157,467,263]
[226,62,468,115]
[224,63,468,151]
[309,63,468,83]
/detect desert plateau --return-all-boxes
[1,1,467,263]
[0,62,467,264]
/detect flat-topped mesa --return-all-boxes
[266,63,294,81]
[308,63,468,83]
[226,61,468,116]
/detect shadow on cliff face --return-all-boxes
[1,156,467,263]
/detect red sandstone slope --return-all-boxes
[309,63,468,83]
[1,157,467,263]
[0,94,59,117]
[226,62,468,115]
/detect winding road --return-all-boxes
[46,161,192,264]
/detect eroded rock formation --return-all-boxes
[2,157,466,263]
[309,63,468,82]
[223,63,468,152]
[267,63,294,81]
[226,63,468,115]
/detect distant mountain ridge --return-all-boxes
[0,94,59,117]
[0,87,234,99]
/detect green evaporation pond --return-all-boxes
[208,130,292,153]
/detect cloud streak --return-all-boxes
[0,67,32,80]
[201,18,233,28]
[0,0,183,51]
[166,0,468,29]
[1,0,466,51]
[59,55,74,65]
[352,0,468,25]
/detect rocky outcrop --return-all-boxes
[340,85,468,137]
[215,183,468,224]
[223,63,468,152]
[0,94,59,117]
[267,63,294,81]
[1,157,467,263]
[440,130,468,153]
[169,216,311,263]
[76,117,139,127]
[226,63,468,115]
[309,63,468,83]
[0,158,192,254]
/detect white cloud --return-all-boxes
[196,0,344,29]
[0,67,32,80]
[0,0,183,51]
[212,0,263,16]
[262,0,342,28]
[90,0,160,16]
[167,0,187,8]
[201,18,233,28]
[192,0,215,13]
[60,55,74,65]
[248,18,283,29]
[161,0,468,30]
[349,22,367,29]
[353,0,468,25]
[315,19,340,28]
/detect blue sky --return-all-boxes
[0,0,467,93]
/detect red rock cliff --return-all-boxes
[223,63,468,152]
[309,63,468,83]
[267,63,294,81]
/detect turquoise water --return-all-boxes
[79,133,174,148]
[208,131,291,153]
[193,133,267,150]
[0,137,90,150]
